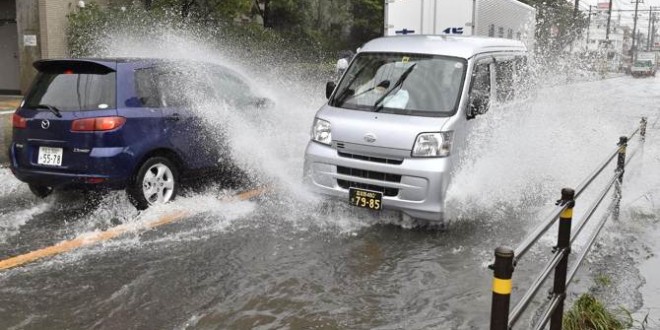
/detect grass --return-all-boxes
[595,274,612,287]
[563,294,633,330]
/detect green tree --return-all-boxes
[349,0,383,49]
[519,0,587,53]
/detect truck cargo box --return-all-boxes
[384,0,536,47]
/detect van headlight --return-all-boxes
[412,132,453,157]
[312,118,332,145]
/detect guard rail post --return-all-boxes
[640,117,647,142]
[549,188,575,330]
[490,246,514,330]
[616,136,628,183]
[613,136,627,221]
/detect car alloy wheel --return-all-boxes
[142,163,175,204]
[127,156,179,210]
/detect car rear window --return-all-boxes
[24,71,116,111]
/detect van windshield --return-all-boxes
[330,53,466,117]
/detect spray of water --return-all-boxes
[3,14,659,243]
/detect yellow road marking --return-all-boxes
[0,187,268,271]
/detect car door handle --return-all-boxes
[166,113,181,122]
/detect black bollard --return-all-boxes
[550,188,575,330]
[490,246,515,330]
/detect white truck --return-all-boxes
[631,51,658,77]
[384,0,536,47]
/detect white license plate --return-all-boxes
[37,147,63,166]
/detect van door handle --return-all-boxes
[166,113,180,122]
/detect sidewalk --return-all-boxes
[0,95,22,112]
[0,96,19,166]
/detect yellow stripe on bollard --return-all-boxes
[560,208,573,219]
[492,278,512,295]
[0,187,269,271]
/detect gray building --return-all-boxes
[0,0,108,95]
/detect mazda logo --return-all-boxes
[40,119,50,129]
[364,133,377,143]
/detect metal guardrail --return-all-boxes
[489,117,649,330]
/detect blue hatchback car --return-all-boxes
[10,58,268,209]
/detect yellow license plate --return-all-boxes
[349,188,382,211]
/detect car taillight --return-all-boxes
[12,113,27,129]
[71,117,126,132]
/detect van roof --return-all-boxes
[359,35,527,59]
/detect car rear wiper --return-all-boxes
[35,104,62,118]
[373,63,417,113]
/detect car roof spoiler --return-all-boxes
[33,59,116,74]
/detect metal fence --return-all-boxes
[489,117,649,330]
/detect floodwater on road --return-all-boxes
[1,64,659,329]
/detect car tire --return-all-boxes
[28,184,53,198]
[127,156,179,210]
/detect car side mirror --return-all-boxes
[326,81,336,99]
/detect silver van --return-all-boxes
[303,35,528,226]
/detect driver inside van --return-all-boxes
[353,64,411,109]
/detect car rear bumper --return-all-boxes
[303,141,451,222]
[9,143,133,190]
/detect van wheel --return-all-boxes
[127,156,179,210]
[29,184,53,198]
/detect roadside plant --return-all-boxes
[563,294,633,330]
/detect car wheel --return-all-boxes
[127,156,179,210]
[28,184,53,198]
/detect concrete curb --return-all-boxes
[0,113,10,166]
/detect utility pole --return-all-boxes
[652,14,657,51]
[586,5,593,51]
[632,0,641,59]
[648,6,654,50]
[606,0,614,40]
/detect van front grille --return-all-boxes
[337,166,401,182]
[336,166,401,197]
[337,152,403,165]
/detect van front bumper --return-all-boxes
[303,141,451,223]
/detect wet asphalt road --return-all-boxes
[1,75,659,329]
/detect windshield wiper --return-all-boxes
[35,104,62,118]
[373,63,417,113]
[333,64,369,106]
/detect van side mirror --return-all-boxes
[467,93,489,119]
[326,81,336,99]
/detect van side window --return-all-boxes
[468,61,491,118]
[495,60,515,102]
[472,62,491,97]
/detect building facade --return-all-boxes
[0,0,109,94]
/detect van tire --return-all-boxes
[29,184,53,198]
[127,156,179,210]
